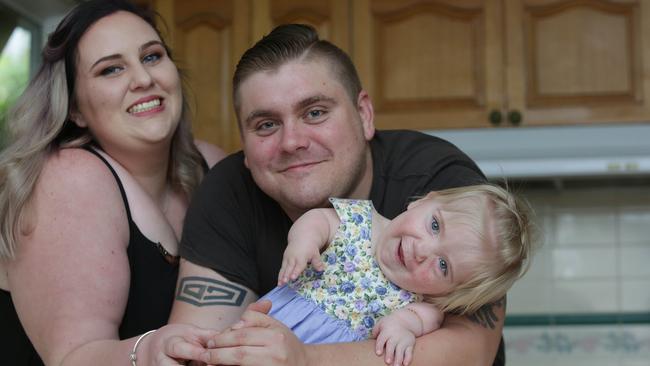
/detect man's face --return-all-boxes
[237,59,375,220]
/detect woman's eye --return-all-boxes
[431,216,440,233]
[99,65,123,76]
[438,258,448,276]
[142,52,162,64]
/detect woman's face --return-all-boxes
[72,10,182,156]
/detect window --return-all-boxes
[0,3,40,148]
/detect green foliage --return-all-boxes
[0,43,30,149]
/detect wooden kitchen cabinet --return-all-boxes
[353,0,650,130]
[352,0,501,130]
[142,0,650,149]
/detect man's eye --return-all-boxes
[431,216,440,233]
[258,121,276,130]
[253,121,279,136]
[438,258,448,277]
[305,109,327,122]
[308,109,323,118]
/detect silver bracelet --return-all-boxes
[129,329,157,366]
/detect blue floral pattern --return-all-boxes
[289,198,420,339]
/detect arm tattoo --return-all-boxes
[467,297,505,330]
[176,276,246,307]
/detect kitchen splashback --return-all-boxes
[502,182,650,366]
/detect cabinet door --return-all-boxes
[249,0,350,52]
[353,0,504,130]
[506,0,650,126]
[162,0,249,152]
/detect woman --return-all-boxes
[0,0,225,365]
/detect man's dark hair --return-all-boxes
[232,24,363,120]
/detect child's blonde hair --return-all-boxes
[420,184,537,315]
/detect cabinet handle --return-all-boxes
[508,110,522,126]
[488,110,502,126]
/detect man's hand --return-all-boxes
[203,300,310,366]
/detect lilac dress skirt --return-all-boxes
[261,284,365,344]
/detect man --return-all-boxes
[171,24,505,366]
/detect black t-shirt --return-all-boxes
[181,130,485,295]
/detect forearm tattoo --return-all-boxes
[467,297,505,330]
[176,276,246,307]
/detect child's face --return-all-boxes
[374,195,493,296]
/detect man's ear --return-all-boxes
[69,110,88,128]
[244,155,249,169]
[356,90,375,141]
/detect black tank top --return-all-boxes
[1,148,179,365]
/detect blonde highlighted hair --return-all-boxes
[419,184,538,315]
[0,0,205,259]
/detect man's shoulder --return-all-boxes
[201,151,247,185]
[193,151,283,215]
[373,129,467,158]
[372,129,473,170]
[192,151,257,203]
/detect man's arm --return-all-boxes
[169,259,258,331]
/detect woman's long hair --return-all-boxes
[0,0,205,259]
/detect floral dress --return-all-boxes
[261,198,421,344]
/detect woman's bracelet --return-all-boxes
[129,329,157,366]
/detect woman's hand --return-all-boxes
[138,324,219,366]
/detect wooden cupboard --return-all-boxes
[140,0,650,152]
[356,0,650,130]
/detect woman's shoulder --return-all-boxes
[45,147,110,173]
[194,139,227,168]
[26,147,129,248]
[40,147,123,205]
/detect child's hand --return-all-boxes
[372,315,416,366]
[277,241,324,285]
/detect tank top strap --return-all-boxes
[83,146,134,224]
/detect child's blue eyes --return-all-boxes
[438,258,448,276]
[431,217,440,233]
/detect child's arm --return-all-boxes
[372,302,444,366]
[277,208,340,285]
